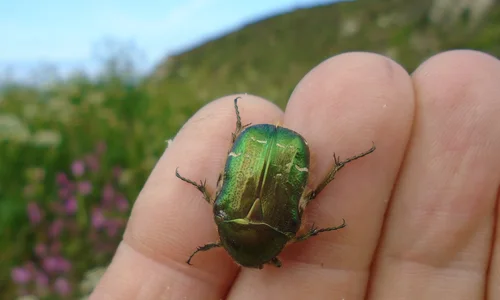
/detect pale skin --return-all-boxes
[90,50,500,299]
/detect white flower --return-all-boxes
[0,114,30,142]
[340,18,360,37]
[31,130,62,147]
[16,296,39,300]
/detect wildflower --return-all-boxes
[42,256,71,274]
[41,256,58,274]
[58,187,71,200]
[116,196,129,212]
[91,208,106,229]
[53,277,71,296]
[17,140,134,298]
[35,271,49,288]
[31,130,62,147]
[11,267,31,284]
[101,184,114,206]
[71,160,85,177]
[64,197,78,214]
[56,172,69,186]
[105,220,121,237]
[85,154,100,173]
[27,202,43,224]
[49,219,64,238]
[0,113,30,142]
[77,181,92,195]
[56,257,72,273]
[16,295,38,300]
[34,243,47,257]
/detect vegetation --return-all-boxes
[1,0,499,298]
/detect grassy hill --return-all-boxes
[1,0,499,298]
[147,0,500,108]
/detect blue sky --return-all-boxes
[1,0,338,78]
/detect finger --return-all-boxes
[91,95,283,299]
[228,52,414,299]
[369,50,500,299]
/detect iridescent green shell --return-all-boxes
[213,124,310,267]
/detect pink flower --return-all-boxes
[116,196,129,212]
[77,181,92,195]
[35,271,49,288]
[71,160,85,177]
[53,277,71,296]
[49,219,64,238]
[56,257,72,273]
[42,256,71,274]
[105,220,121,237]
[56,172,70,186]
[35,243,47,257]
[102,184,114,206]
[64,197,78,214]
[11,267,31,284]
[58,187,70,200]
[42,256,58,273]
[92,208,106,229]
[27,202,43,224]
[85,154,100,173]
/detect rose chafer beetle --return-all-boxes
[176,97,375,268]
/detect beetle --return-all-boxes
[176,97,375,268]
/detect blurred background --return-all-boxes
[1,0,499,298]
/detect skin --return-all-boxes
[90,50,500,300]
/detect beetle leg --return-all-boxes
[186,242,222,265]
[231,97,252,143]
[268,257,282,268]
[293,219,346,242]
[304,143,376,203]
[175,168,213,203]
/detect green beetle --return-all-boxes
[176,97,375,268]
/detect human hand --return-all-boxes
[90,50,500,299]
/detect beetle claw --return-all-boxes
[333,153,341,166]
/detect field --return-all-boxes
[1,0,499,298]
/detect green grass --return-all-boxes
[1,0,499,298]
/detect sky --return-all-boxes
[1,0,338,79]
